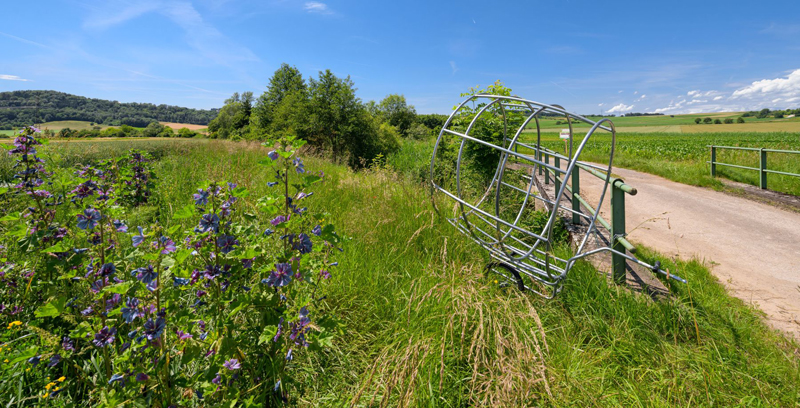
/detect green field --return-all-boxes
[1,139,795,405]
[525,112,800,133]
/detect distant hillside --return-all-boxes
[0,90,218,129]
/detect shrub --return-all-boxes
[714,119,722,124]
[737,117,745,123]
[703,117,712,124]
[694,118,702,124]
[724,118,734,124]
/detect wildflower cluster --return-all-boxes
[0,128,340,406]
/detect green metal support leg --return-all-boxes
[554,156,561,195]
[760,148,767,190]
[545,153,550,185]
[571,166,581,224]
[611,181,626,284]
[710,146,716,177]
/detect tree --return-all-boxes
[143,121,165,138]
[775,112,784,118]
[703,117,712,124]
[737,117,745,123]
[254,63,306,131]
[207,92,252,140]
[724,118,734,124]
[757,108,770,119]
[694,117,702,124]
[378,94,417,137]
[714,119,722,124]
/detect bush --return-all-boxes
[724,118,734,124]
[714,119,722,124]
[406,122,432,140]
[694,118,702,124]
[737,117,745,123]
[703,117,713,124]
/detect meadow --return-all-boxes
[1,136,797,406]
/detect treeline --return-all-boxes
[622,112,664,117]
[0,90,218,129]
[37,122,201,139]
[741,108,800,119]
[207,63,448,168]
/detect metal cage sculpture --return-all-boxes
[430,94,684,298]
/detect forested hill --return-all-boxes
[0,90,218,129]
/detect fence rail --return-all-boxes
[536,148,637,284]
[708,145,800,190]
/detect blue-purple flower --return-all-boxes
[47,354,61,367]
[131,226,145,247]
[193,189,209,206]
[265,263,293,287]
[223,359,241,370]
[133,265,157,285]
[216,235,239,254]
[293,157,305,174]
[76,208,101,230]
[136,373,149,382]
[143,317,165,340]
[197,213,220,233]
[93,326,117,347]
[98,263,116,277]
[268,150,279,160]
[312,225,322,236]
[291,233,313,254]
[157,236,176,254]
[270,215,288,226]
[27,355,41,367]
[112,220,128,232]
[121,298,141,323]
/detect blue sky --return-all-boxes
[1,0,799,115]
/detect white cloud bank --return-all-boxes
[731,69,800,100]
[607,103,634,114]
[304,2,333,14]
[0,74,31,81]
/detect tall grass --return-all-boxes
[36,139,800,406]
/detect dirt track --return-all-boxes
[578,167,800,337]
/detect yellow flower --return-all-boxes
[3,359,8,363]
[25,368,30,372]
[57,376,65,382]
[45,383,53,390]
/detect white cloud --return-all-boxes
[449,61,458,75]
[598,103,604,107]
[731,69,800,101]
[687,90,700,97]
[607,103,634,114]
[633,91,638,95]
[618,90,623,93]
[304,2,332,14]
[713,95,723,101]
[0,74,31,81]
[688,99,708,105]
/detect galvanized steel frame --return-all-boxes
[430,94,685,298]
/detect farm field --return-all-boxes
[0,121,207,137]
[0,138,797,406]
[160,122,208,132]
[525,112,800,133]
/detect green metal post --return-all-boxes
[538,150,543,176]
[554,156,561,195]
[611,181,626,284]
[760,148,767,190]
[571,167,581,224]
[710,146,716,177]
[544,153,550,185]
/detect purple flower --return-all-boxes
[267,150,278,160]
[71,181,96,199]
[289,307,311,347]
[76,208,101,230]
[27,190,52,198]
[136,373,149,382]
[265,263,293,287]
[197,213,219,233]
[312,225,322,236]
[241,257,254,269]
[62,336,74,351]
[270,215,288,226]
[286,348,293,361]
[264,228,274,236]
[193,189,209,206]
[320,270,330,279]
[121,298,141,323]
[112,220,128,232]
[108,374,124,385]
[131,226,145,247]
[28,355,41,367]
[93,326,117,348]
[143,317,165,341]
[291,233,313,254]
[216,235,238,254]
[47,354,62,367]
[203,264,222,280]
[293,157,305,174]
[196,290,206,297]
[133,265,157,285]
[158,236,176,254]
[81,306,93,316]
[274,318,284,342]
[212,373,221,384]
[98,263,116,277]
[223,359,241,370]
[267,182,278,187]
[176,330,193,340]
[173,277,190,287]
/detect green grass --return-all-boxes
[28,139,797,406]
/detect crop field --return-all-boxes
[0,136,797,406]
[525,112,800,133]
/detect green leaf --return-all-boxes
[258,325,278,345]
[321,224,341,244]
[41,243,66,253]
[257,158,276,167]
[103,281,134,295]
[70,321,92,339]
[0,213,20,222]
[175,248,192,265]
[232,186,250,198]
[172,204,195,220]
[161,256,175,269]
[0,187,8,195]
[10,346,38,364]
[303,174,322,185]
[34,296,67,318]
